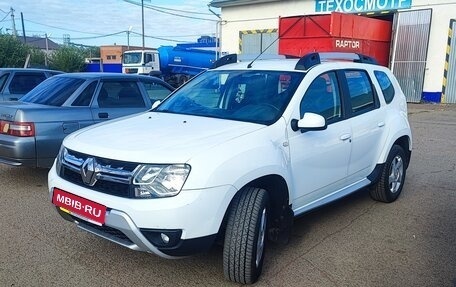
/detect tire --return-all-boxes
[370,145,407,203]
[223,187,269,284]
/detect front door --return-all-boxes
[288,71,351,212]
[91,80,147,122]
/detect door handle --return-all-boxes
[378,122,385,127]
[339,134,351,141]
[98,112,108,119]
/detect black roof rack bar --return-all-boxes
[295,52,378,70]
[210,54,237,69]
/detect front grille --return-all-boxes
[125,68,138,74]
[59,148,138,198]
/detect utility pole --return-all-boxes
[45,33,49,67]
[207,5,222,60]
[10,7,17,37]
[127,26,132,50]
[21,12,26,43]
[141,0,145,50]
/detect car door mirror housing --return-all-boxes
[291,112,327,132]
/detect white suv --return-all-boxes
[49,53,412,284]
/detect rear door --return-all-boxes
[91,79,149,122]
[340,69,386,183]
[34,79,95,167]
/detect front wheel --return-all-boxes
[223,187,269,284]
[370,145,407,203]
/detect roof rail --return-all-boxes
[295,52,378,71]
[210,54,288,69]
[210,54,237,69]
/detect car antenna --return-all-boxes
[247,15,306,69]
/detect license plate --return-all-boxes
[52,188,107,226]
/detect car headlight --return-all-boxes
[132,164,191,198]
[55,146,65,176]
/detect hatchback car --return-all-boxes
[0,73,173,168]
[0,68,62,101]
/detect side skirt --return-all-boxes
[292,178,371,217]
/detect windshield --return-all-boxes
[156,70,304,125]
[123,52,142,64]
[20,77,85,106]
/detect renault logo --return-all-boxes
[81,157,99,186]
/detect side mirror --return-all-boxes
[151,100,161,109]
[291,112,327,132]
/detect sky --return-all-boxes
[0,0,220,48]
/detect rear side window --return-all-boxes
[9,73,47,94]
[374,71,395,104]
[97,81,145,108]
[72,81,97,106]
[141,80,172,103]
[344,70,376,114]
[20,77,85,106]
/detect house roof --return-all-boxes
[210,0,278,8]
[18,36,60,50]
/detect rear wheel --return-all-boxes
[370,145,406,203]
[223,187,269,284]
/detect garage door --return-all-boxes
[390,9,432,103]
[443,20,456,103]
[240,29,278,55]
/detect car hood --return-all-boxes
[64,112,265,163]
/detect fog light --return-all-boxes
[140,229,182,248]
[161,233,170,244]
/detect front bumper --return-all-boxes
[48,164,237,258]
[0,134,36,166]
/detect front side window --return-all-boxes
[155,70,305,125]
[345,70,376,114]
[20,77,85,106]
[374,70,395,104]
[97,81,145,108]
[9,73,47,94]
[300,72,342,123]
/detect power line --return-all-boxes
[0,8,8,14]
[61,31,126,40]
[121,0,214,16]
[25,18,106,35]
[122,0,218,22]
[129,31,186,43]
[0,11,9,22]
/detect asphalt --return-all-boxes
[0,103,455,287]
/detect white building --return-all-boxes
[210,0,456,103]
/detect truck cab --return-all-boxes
[122,50,160,76]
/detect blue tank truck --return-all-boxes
[122,43,217,87]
